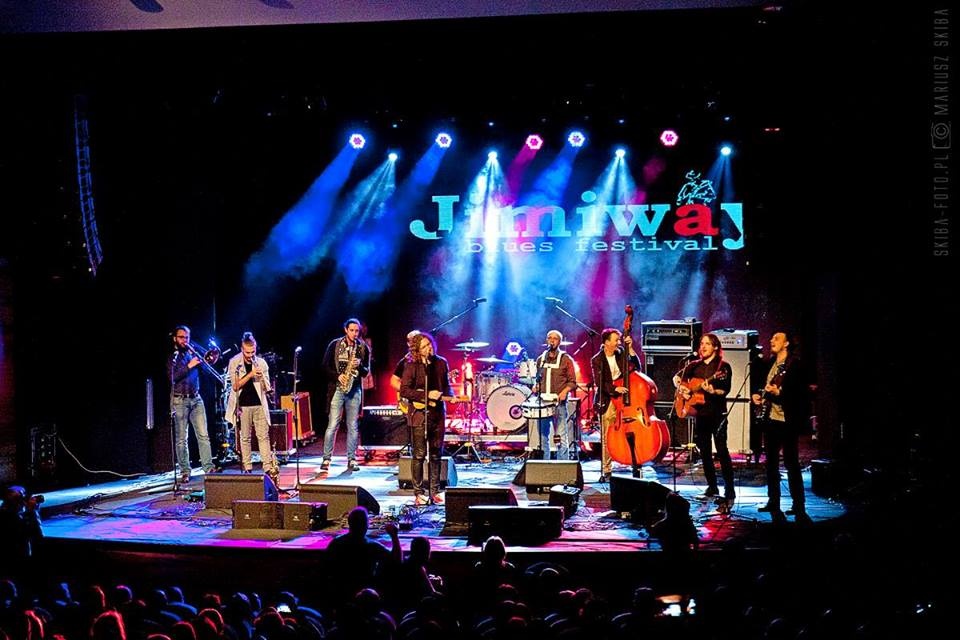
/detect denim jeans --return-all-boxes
[323,386,361,461]
[172,396,215,474]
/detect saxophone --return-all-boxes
[338,342,359,393]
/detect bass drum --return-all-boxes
[484,384,531,432]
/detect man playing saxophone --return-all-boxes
[321,318,370,471]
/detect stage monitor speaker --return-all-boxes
[398,456,458,489]
[512,460,583,494]
[232,500,283,529]
[361,409,409,446]
[298,483,381,520]
[281,392,314,441]
[609,475,673,526]
[548,484,582,517]
[204,473,270,510]
[283,502,328,531]
[467,506,564,545]
[444,486,517,530]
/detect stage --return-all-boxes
[34,435,844,592]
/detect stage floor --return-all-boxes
[38,441,844,558]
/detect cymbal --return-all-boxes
[451,346,478,352]
[455,340,490,349]
[476,356,509,364]
[541,341,574,346]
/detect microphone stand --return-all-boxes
[289,348,303,491]
[552,301,601,450]
[669,355,698,493]
[431,299,483,334]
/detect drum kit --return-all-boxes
[448,340,583,447]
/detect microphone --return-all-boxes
[545,296,563,303]
[294,346,303,354]
[682,352,699,362]
[473,297,487,304]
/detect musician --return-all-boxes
[390,329,422,393]
[532,330,579,460]
[590,327,640,480]
[675,334,735,502]
[225,331,279,484]
[321,318,370,472]
[168,325,216,483]
[400,333,452,505]
[751,331,811,523]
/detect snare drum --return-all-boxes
[521,395,558,420]
[485,384,531,432]
[477,371,512,400]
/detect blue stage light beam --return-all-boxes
[244,144,360,288]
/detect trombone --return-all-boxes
[184,339,223,380]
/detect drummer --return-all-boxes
[532,329,579,460]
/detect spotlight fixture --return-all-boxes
[567,131,586,148]
[388,152,398,162]
[525,134,543,150]
[348,133,366,150]
[720,144,733,156]
[435,132,453,148]
[659,130,679,147]
[488,151,498,161]
[615,148,626,159]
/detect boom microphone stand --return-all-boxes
[548,298,601,460]
[431,297,486,334]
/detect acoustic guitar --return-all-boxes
[674,369,728,418]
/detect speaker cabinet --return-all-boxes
[512,460,583,494]
[283,502,328,531]
[609,476,673,526]
[204,473,269,509]
[467,506,564,545]
[253,410,294,455]
[444,486,518,530]
[642,351,691,404]
[548,484,582,517]
[361,409,409,446]
[281,392,314,441]
[398,456,458,489]
[231,501,328,530]
[297,483,381,520]
[232,500,283,529]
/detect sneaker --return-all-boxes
[724,492,736,502]
[414,494,430,506]
[431,493,444,505]
[179,474,191,484]
[703,486,720,497]
[347,460,361,472]
[794,511,813,525]
[785,506,804,516]
[757,502,778,513]
[320,459,331,471]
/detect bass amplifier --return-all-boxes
[641,320,703,350]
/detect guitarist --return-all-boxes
[674,333,735,503]
[752,332,811,523]
[400,333,453,506]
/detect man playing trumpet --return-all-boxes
[225,331,279,485]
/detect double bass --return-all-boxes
[607,305,671,473]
